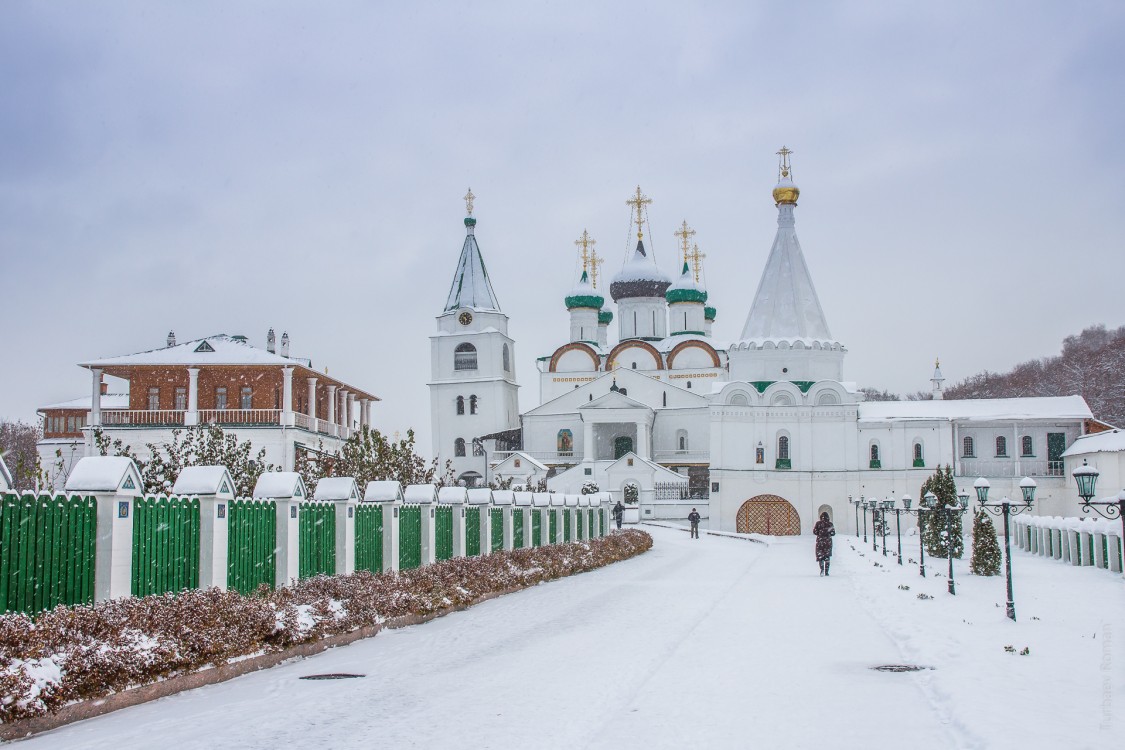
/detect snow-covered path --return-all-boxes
[21,526,1124,749]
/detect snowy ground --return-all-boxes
[19,526,1125,749]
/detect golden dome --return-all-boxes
[772,182,800,205]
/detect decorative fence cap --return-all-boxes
[513,491,534,506]
[491,489,515,506]
[313,476,360,502]
[578,495,591,507]
[172,466,236,500]
[437,486,469,504]
[549,493,567,506]
[403,484,437,504]
[252,471,308,500]
[466,487,494,505]
[564,494,580,507]
[532,492,552,507]
[0,451,12,491]
[65,456,144,496]
[363,480,403,503]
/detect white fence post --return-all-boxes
[1068,529,1081,566]
[65,458,144,602]
[173,466,236,592]
[383,501,402,572]
[1094,532,1107,568]
[1108,532,1123,574]
[421,502,437,566]
[335,498,357,575]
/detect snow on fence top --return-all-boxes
[1015,514,1121,536]
[64,456,143,495]
[513,491,534,506]
[437,486,468,504]
[313,477,360,502]
[550,494,567,506]
[403,484,437,504]
[252,472,307,500]
[363,480,403,503]
[1061,428,1125,457]
[565,495,579,507]
[491,490,515,506]
[466,488,493,505]
[532,493,551,507]
[172,466,235,499]
[858,395,1092,423]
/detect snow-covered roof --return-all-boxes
[605,452,688,483]
[65,456,143,495]
[494,451,548,472]
[252,472,307,499]
[172,466,235,498]
[363,480,403,503]
[565,271,604,310]
[437,486,468,503]
[82,334,298,368]
[443,219,501,313]
[739,202,835,345]
[858,396,1092,423]
[39,393,129,411]
[1061,428,1125,457]
[610,240,672,301]
[0,453,12,491]
[466,488,493,505]
[403,484,437,503]
[313,476,360,502]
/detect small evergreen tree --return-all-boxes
[919,465,965,559]
[970,510,1002,576]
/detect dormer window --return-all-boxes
[194,340,215,353]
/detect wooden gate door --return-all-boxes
[736,495,801,535]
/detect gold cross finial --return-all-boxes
[674,220,696,265]
[626,185,652,241]
[776,146,793,178]
[574,229,596,275]
[935,357,941,368]
[463,188,475,216]
[688,243,706,283]
[589,248,604,288]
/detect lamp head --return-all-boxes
[923,491,937,508]
[1019,476,1037,505]
[1073,460,1099,502]
[973,476,990,505]
[901,494,913,510]
[957,488,969,508]
[881,498,895,510]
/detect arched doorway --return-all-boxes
[736,495,801,535]
[614,436,634,459]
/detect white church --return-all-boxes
[429,153,1099,535]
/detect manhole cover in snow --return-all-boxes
[871,664,932,673]
[300,673,366,680]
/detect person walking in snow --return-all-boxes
[687,508,701,539]
[814,511,835,576]
[612,501,625,530]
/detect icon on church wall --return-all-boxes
[557,429,574,456]
[756,443,765,464]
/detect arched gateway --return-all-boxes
[736,495,801,535]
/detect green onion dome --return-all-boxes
[665,262,708,305]
[598,309,614,325]
[704,306,717,321]
[565,270,604,310]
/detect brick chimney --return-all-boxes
[167,330,176,347]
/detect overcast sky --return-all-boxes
[2,1,1123,455]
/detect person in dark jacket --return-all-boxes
[813,512,835,575]
[612,501,625,530]
[687,508,701,538]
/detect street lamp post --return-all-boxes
[879,498,893,557]
[939,489,969,596]
[867,499,879,552]
[1073,460,1124,580]
[860,495,869,543]
[891,495,905,565]
[975,476,1036,621]
[900,494,928,576]
[850,494,859,537]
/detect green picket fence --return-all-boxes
[531,510,542,547]
[435,505,454,561]
[132,496,201,598]
[299,502,336,579]
[588,509,595,538]
[576,509,585,540]
[355,505,384,573]
[1,494,96,614]
[465,505,481,556]
[601,508,608,536]
[550,509,558,544]
[564,509,572,542]
[227,499,276,594]
[490,508,503,552]
[400,505,422,570]
[513,508,524,549]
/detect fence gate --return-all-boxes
[355,505,384,573]
[513,509,525,549]
[132,496,201,597]
[435,505,454,561]
[400,505,422,570]
[465,506,481,556]
[1,494,97,614]
[490,508,503,552]
[227,499,276,594]
[298,502,336,578]
[531,511,542,547]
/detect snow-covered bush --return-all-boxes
[581,481,599,495]
[0,531,652,723]
[623,482,639,504]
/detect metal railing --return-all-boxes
[654,482,709,501]
[491,451,580,465]
[99,409,185,426]
[959,459,1065,478]
[198,409,282,426]
[652,450,710,463]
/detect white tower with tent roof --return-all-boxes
[429,190,520,486]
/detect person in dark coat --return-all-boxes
[687,508,701,538]
[612,501,625,530]
[813,512,835,575]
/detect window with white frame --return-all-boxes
[215,387,228,410]
[147,387,160,411]
[241,387,253,410]
[454,343,478,371]
[962,436,974,457]
[778,435,790,460]
[454,438,466,457]
[995,436,1007,457]
[1021,435,1033,456]
[174,387,187,411]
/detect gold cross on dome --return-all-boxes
[589,248,605,288]
[626,185,652,240]
[688,243,706,283]
[463,188,475,216]
[674,220,696,265]
[574,229,596,275]
[776,146,793,178]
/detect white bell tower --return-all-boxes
[429,190,519,486]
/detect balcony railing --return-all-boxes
[99,410,185,426]
[652,450,710,463]
[491,451,580,465]
[958,459,1065,478]
[94,409,358,437]
[198,409,282,426]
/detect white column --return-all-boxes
[186,368,200,426]
[281,367,294,427]
[583,420,595,462]
[360,398,369,429]
[335,497,357,576]
[339,389,349,426]
[326,385,337,426]
[307,377,318,421]
[198,497,229,590]
[382,502,401,571]
[347,393,357,431]
[90,368,103,426]
[1094,533,1107,568]
[275,499,300,587]
[480,505,494,555]
[637,420,650,460]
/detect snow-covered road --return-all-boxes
[22,526,1125,749]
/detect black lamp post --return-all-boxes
[860,495,869,543]
[866,498,879,552]
[901,493,927,575]
[890,495,904,565]
[1073,460,1125,579]
[975,476,1036,621]
[879,498,893,557]
[939,489,968,595]
[849,494,859,537]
